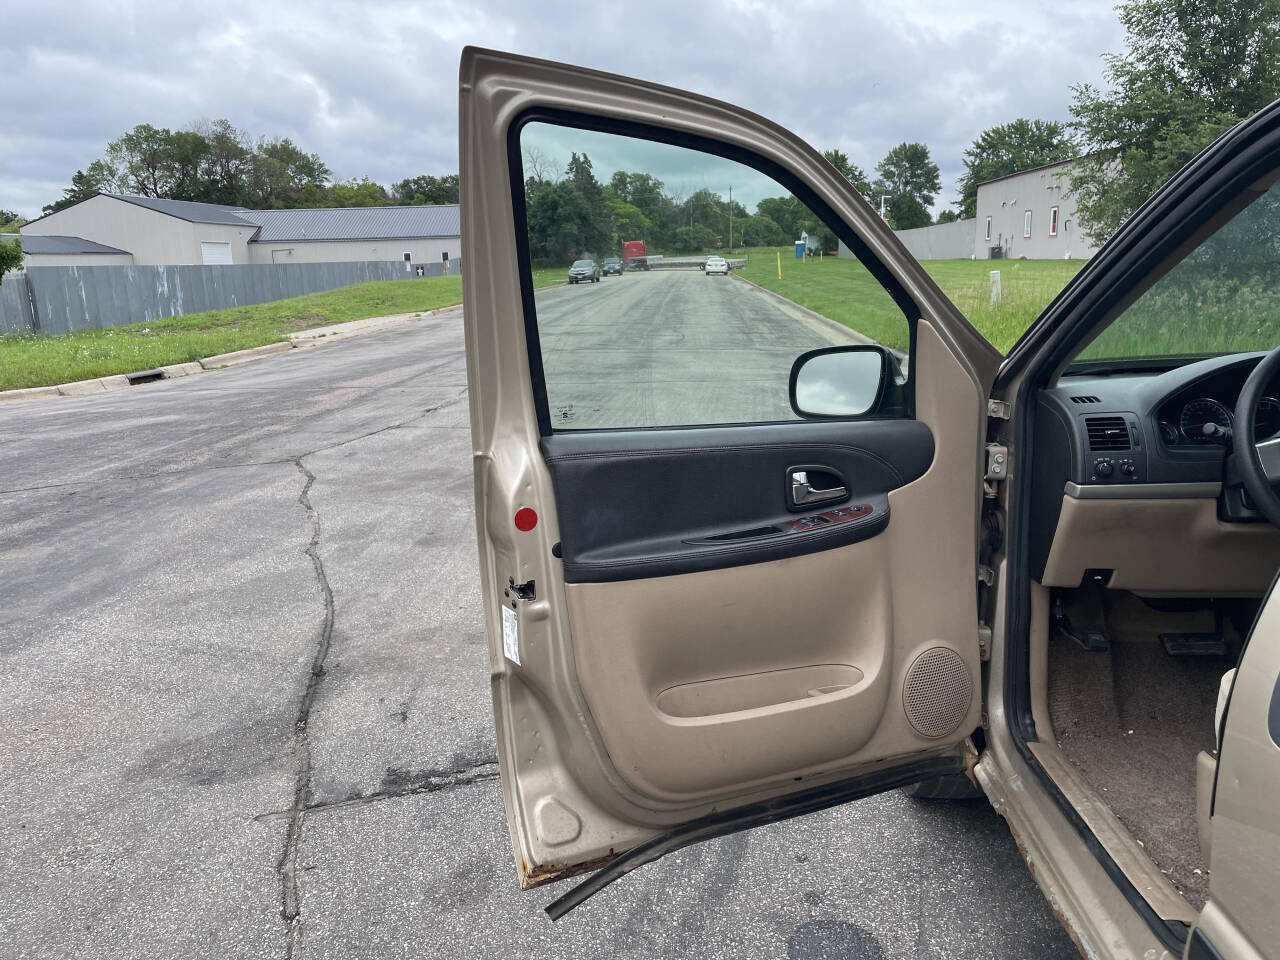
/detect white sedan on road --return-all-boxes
[704,255,730,275]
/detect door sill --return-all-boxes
[1026,740,1198,925]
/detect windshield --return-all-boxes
[571,260,593,268]
[1070,175,1280,369]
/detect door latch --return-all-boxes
[505,577,536,605]
[984,443,1009,481]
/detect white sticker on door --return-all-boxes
[502,605,520,665]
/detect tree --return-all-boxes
[0,237,22,286]
[936,209,962,224]
[672,224,717,253]
[606,171,675,246]
[522,146,554,187]
[42,162,114,215]
[167,130,212,200]
[873,142,941,230]
[822,148,872,195]
[391,174,459,205]
[955,119,1073,218]
[606,197,651,247]
[755,195,809,241]
[104,123,176,197]
[738,213,785,247]
[323,178,391,207]
[251,138,331,208]
[0,210,25,232]
[1070,0,1280,243]
[43,118,345,212]
[195,119,254,206]
[564,153,613,254]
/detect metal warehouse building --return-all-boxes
[18,194,461,269]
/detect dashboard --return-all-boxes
[1036,352,1276,489]
[1028,351,1280,591]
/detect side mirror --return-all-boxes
[789,345,894,419]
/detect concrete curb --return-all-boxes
[0,384,61,404]
[0,305,461,406]
[730,273,908,361]
[288,311,425,346]
[199,341,295,370]
[159,362,203,378]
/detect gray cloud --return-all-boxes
[0,0,1122,218]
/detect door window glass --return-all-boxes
[517,121,911,430]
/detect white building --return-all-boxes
[19,194,461,269]
[974,158,1099,260]
[839,157,1102,262]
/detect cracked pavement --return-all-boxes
[0,307,1076,958]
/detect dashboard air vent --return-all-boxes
[1070,395,1101,404]
[1086,415,1131,451]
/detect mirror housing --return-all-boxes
[789,345,894,419]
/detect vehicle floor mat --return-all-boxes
[1047,591,1234,910]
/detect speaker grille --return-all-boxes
[903,647,972,738]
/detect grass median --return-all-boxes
[735,249,1083,353]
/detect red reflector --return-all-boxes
[514,507,538,532]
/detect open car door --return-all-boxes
[1193,577,1280,958]
[459,47,1002,916]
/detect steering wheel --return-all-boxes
[1233,346,1280,527]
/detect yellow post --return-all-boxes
[776,251,781,280]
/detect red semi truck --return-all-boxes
[622,240,649,270]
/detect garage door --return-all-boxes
[200,242,233,265]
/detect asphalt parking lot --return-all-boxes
[0,277,1077,958]
[536,270,840,427]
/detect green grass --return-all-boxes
[0,275,466,390]
[735,248,1083,353]
[531,266,570,288]
[0,271,565,391]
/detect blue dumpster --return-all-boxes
[795,240,805,259]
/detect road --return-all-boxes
[536,271,845,428]
[0,275,1076,959]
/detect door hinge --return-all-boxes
[984,443,1009,482]
[977,623,992,661]
[987,399,1012,420]
[977,564,996,586]
[504,577,536,604]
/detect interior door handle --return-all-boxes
[789,468,848,507]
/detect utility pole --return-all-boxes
[728,186,733,252]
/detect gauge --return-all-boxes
[1157,420,1179,445]
[1255,397,1280,440]
[1179,398,1233,443]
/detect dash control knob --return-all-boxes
[1120,462,1136,477]
[1095,460,1114,478]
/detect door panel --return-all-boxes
[544,418,933,581]
[459,46,995,899]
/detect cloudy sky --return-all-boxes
[0,0,1124,219]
